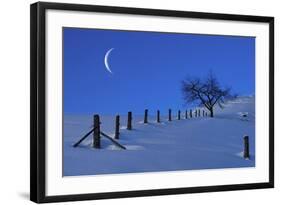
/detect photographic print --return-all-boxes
[63,28,256,176]
[31,2,273,202]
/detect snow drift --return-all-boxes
[63,96,255,176]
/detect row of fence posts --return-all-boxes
[92,111,250,159]
[125,108,210,135]
[93,109,207,149]
[142,108,209,125]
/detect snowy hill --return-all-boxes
[63,96,255,176]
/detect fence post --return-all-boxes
[169,109,172,121]
[157,110,160,123]
[185,110,188,119]
[198,109,200,117]
[195,110,197,117]
[190,109,192,118]
[127,111,132,130]
[243,135,250,159]
[115,115,120,139]
[144,109,148,123]
[93,114,101,149]
[178,110,181,120]
[203,110,205,117]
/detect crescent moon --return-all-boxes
[104,48,114,74]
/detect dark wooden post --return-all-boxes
[243,135,250,159]
[168,109,172,121]
[178,110,181,120]
[185,110,188,119]
[190,109,192,118]
[195,110,197,117]
[198,109,200,117]
[203,110,205,117]
[144,109,148,123]
[115,115,120,139]
[127,111,132,130]
[157,110,160,123]
[93,114,101,149]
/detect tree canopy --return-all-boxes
[181,72,231,117]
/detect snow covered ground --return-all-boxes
[63,96,255,176]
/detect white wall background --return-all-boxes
[0,0,279,204]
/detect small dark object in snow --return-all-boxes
[238,112,248,118]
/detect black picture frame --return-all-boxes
[30,1,274,203]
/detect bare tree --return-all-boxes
[181,72,231,117]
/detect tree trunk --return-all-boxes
[210,107,214,117]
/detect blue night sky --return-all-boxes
[63,27,255,115]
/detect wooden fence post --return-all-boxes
[157,110,160,123]
[243,135,250,159]
[195,110,197,117]
[127,111,132,130]
[169,109,172,121]
[178,110,181,120]
[185,110,188,119]
[190,109,192,118]
[198,109,200,117]
[93,114,101,149]
[144,109,148,123]
[115,115,120,139]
